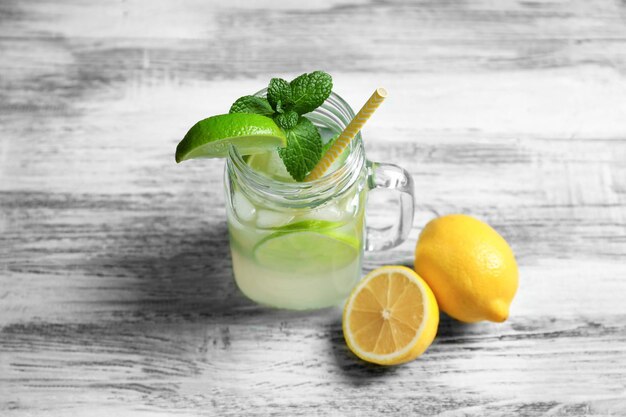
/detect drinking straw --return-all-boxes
[305,87,387,181]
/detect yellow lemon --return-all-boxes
[414,214,518,323]
[342,266,439,365]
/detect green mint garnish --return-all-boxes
[274,110,299,130]
[289,71,333,115]
[275,100,284,114]
[229,96,274,116]
[267,78,292,112]
[278,116,323,182]
[267,72,333,116]
[230,71,333,181]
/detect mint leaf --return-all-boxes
[289,71,332,115]
[229,95,274,116]
[267,78,291,111]
[275,100,284,114]
[278,116,322,181]
[321,133,340,155]
[274,110,299,130]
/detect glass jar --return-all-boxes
[224,91,414,310]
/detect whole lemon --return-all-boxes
[414,214,518,323]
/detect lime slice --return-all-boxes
[254,222,360,273]
[272,220,341,233]
[246,151,294,182]
[175,114,287,162]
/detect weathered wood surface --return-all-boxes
[1,0,626,415]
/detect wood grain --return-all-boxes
[1,0,626,415]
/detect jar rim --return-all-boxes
[226,91,366,207]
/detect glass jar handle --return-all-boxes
[365,161,415,251]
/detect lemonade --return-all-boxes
[225,114,367,309]
[226,189,366,309]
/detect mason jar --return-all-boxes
[224,91,414,310]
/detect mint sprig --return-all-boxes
[278,117,323,182]
[267,78,292,112]
[274,110,299,130]
[230,71,333,181]
[289,71,333,115]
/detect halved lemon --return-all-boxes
[342,266,439,365]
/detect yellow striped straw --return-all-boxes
[305,87,387,181]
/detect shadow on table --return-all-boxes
[436,312,474,340]
[90,220,308,322]
[92,214,475,333]
[328,316,398,384]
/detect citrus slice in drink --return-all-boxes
[246,151,294,182]
[343,266,439,365]
[253,221,359,273]
[175,114,287,162]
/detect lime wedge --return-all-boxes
[246,151,294,182]
[254,222,360,273]
[175,114,287,163]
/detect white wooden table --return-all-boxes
[1,1,625,415]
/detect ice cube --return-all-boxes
[256,209,294,229]
[233,191,256,222]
